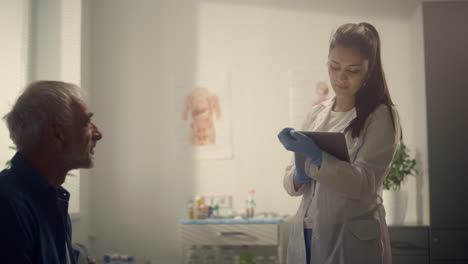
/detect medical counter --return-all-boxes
[180,216,291,264]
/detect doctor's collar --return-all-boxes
[321,96,336,108]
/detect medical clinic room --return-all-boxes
[1,0,467,263]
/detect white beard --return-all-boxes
[62,146,93,170]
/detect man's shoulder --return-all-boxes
[0,169,21,197]
[0,169,33,213]
[0,171,39,262]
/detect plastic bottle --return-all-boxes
[196,196,206,219]
[213,201,220,218]
[206,197,213,219]
[246,189,256,218]
[111,254,121,264]
[103,254,112,264]
[249,199,256,218]
[118,254,135,264]
[103,253,120,264]
[194,196,200,219]
[188,200,195,219]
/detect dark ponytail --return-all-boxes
[330,23,399,138]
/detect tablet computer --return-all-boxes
[298,131,350,162]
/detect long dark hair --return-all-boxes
[329,23,398,138]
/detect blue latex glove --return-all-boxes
[277,127,296,147]
[278,128,323,166]
[294,153,311,183]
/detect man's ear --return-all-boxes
[43,122,66,150]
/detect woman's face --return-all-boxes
[328,46,369,99]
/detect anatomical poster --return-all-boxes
[175,71,233,160]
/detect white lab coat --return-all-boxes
[283,97,401,264]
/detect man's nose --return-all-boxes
[92,124,103,140]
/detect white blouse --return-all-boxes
[303,107,357,228]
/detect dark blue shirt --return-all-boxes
[0,153,77,264]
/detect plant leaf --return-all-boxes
[383,143,418,191]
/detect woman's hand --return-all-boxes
[278,128,323,166]
[294,153,311,183]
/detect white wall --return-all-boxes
[85,0,430,262]
[85,0,198,262]
[0,0,30,167]
[407,4,430,226]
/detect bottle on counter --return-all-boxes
[188,200,195,219]
[112,254,121,264]
[249,199,256,218]
[103,254,112,264]
[196,196,206,219]
[120,255,135,264]
[245,189,256,218]
[212,201,220,218]
[206,197,214,219]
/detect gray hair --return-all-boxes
[3,81,83,154]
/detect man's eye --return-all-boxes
[347,70,360,74]
[330,66,340,71]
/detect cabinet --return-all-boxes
[389,226,430,264]
[422,2,468,263]
[180,218,289,264]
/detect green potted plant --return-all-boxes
[383,143,418,225]
[384,143,418,191]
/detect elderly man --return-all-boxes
[0,81,103,263]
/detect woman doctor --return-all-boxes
[278,23,401,264]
